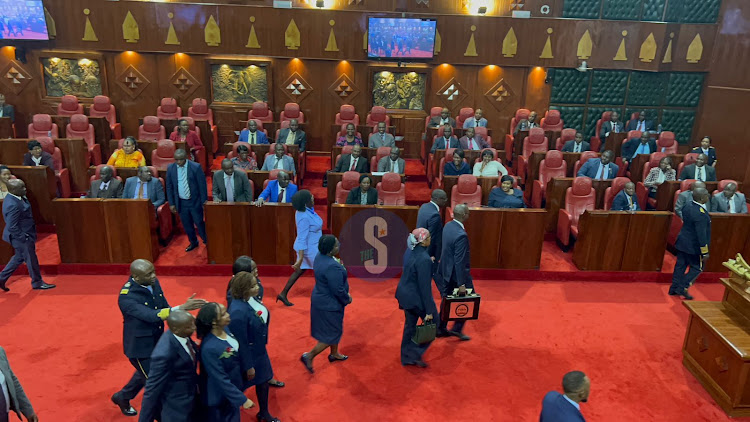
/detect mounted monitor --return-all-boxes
[0,0,49,40]
[368,17,436,60]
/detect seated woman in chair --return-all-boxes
[443,149,471,176]
[345,174,378,205]
[488,175,525,209]
[107,137,146,168]
[336,123,363,147]
[644,156,676,198]
[472,149,508,177]
[231,144,258,171]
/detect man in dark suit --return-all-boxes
[576,150,618,180]
[711,182,748,214]
[0,180,54,292]
[621,132,657,167]
[0,94,14,123]
[540,371,590,422]
[333,144,369,173]
[436,203,473,341]
[430,125,460,154]
[427,107,456,129]
[21,140,53,168]
[598,111,623,144]
[87,165,123,198]
[561,132,590,153]
[670,188,711,300]
[112,259,206,417]
[679,154,716,182]
[675,181,711,219]
[0,346,37,422]
[238,120,269,144]
[458,127,490,151]
[212,159,252,203]
[166,149,208,252]
[611,182,641,211]
[138,310,199,422]
[255,171,297,205]
[123,167,166,208]
[513,111,539,135]
[625,110,655,133]
[276,119,307,152]
[416,189,447,277]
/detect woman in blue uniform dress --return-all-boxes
[276,190,322,307]
[488,175,526,208]
[196,302,254,422]
[228,272,280,422]
[300,235,352,373]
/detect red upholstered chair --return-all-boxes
[151,140,176,170]
[333,145,354,170]
[434,147,459,189]
[517,127,548,184]
[335,171,361,204]
[541,109,564,131]
[139,116,166,141]
[171,116,201,139]
[37,137,71,197]
[641,152,667,182]
[505,108,531,162]
[248,102,274,122]
[557,177,595,248]
[136,166,175,243]
[455,107,474,129]
[603,177,631,210]
[555,128,577,150]
[66,114,102,165]
[89,164,123,183]
[424,107,443,130]
[677,153,700,176]
[188,98,218,154]
[473,127,493,147]
[448,174,481,218]
[627,130,643,143]
[572,151,599,176]
[589,111,611,153]
[57,95,83,116]
[370,146,392,172]
[157,98,182,119]
[366,106,391,127]
[656,132,677,154]
[280,103,304,123]
[335,105,360,126]
[89,95,121,139]
[226,142,258,162]
[531,150,566,208]
[28,114,59,139]
[376,172,405,205]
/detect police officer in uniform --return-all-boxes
[111,259,207,417]
[670,188,711,301]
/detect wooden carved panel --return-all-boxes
[282,72,313,103]
[436,77,468,108]
[169,66,200,99]
[329,73,359,104]
[116,64,150,99]
[485,78,516,112]
[1,61,33,95]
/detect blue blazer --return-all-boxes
[2,195,36,244]
[675,201,711,256]
[118,277,171,359]
[430,136,461,154]
[258,180,297,203]
[690,147,717,166]
[139,330,199,422]
[540,391,585,422]
[437,220,473,294]
[226,277,264,308]
[396,245,438,315]
[462,117,488,128]
[611,190,641,211]
[237,129,268,144]
[123,177,166,208]
[416,202,443,262]
[576,159,619,179]
[166,160,207,212]
[199,328,247,409]
[311,254,351,312]
[488,188,526,209]
[621,138,657,161]
[227,299,273,389]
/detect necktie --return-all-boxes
[279,188,285,202]
[697,167,703,181]
[574,143,580,153]
[225,175,234,203]
[350,157,357,171]
[628,195,633,210]
[251,132,255,144]
[137,182,144,199]
[381,134,385,143]
[187,341,196,361]
[638,121,644,132]
[276,157,282,169]
[599,165,606,180]
[471,138,477,150]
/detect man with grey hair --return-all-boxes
[670,188,711,300]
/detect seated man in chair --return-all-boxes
[123,166,166,209]
[611,182,641,211]
[577,150,619,180]
[255,171,297,206]
[711,182,748,214]
[377,147,406,175]
[87,165,123,199]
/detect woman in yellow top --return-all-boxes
[107,137,146,168]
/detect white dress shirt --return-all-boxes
[563,394,580,411]
[430,201,439,213]
[349,157,359,171]
[247,298,269,323]
[573,142,583,153]
[173,334,194,361]
[728,195,737,213]
[224,334,240,351]
[31,156,42,165]
[693,200,708,212]
[274,156,285,170]
[595,163,610,180]
[100,181,110,191]
[453,219,465,230]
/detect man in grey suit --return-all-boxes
[333,144,369,173]
[275,119,307,152]
[675,181,707,219]
[561,132,591,153]
[0,346,37,422]
[680,154,716,182]
[377,147,406,174]
[212,159,252,203]
[0,94,14,123]
[261,143,296,177]
[123,166,166,209]
[368,122,395,148]
[87,165,123,198]
[427,107,456,128]
[462,108,488,128]
[711,182,748,214]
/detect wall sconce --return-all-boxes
[478,6,487,14]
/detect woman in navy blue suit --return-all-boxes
[300,235,351,373]
[228,272,280,422]
[196,302,255,422]
[488,175,526,208]
[443,149,472,176]
[396,228,438,368]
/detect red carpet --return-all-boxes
[0,274,744,421]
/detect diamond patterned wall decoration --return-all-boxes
[1,61,32,95]
[328,73,360,104]
[437,78,468,108]
[282,72,313,103]
[169,67,200,99]
[116,65,150,99]
[484,78,516,112]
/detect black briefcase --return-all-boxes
[440,289,481,322]
[412,322,437,344]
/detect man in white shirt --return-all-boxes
[377,147,406,174]
[0,346,36,422]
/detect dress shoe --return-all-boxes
[257,414,281,422]
[680,289,694,300]
[327,354,348,363]
[32,283,56,290]
[268,379,285,388]
[403,360,428,368]
[300,353,314,374]
[111,393,137,417]
[436,328,451,338]
[449,330,471,341]
[0,282,8,292]
[185,243,199,252]
[276,294,294,307]
[668,289,679,296]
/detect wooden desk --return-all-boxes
[442,176,498,205]
[205,202,296,265]
[545,131,561,151]
[0,139,29,164]
[573,211,672,271]
[193,119,213,155]
[53,138,90,193]
[7,166,56,224]
[603,133,627,156]
[331,147,374,170]
[0,117,13,138]
[0,201,16,262]
[655,181,727,211]
[703,214,750,272]
[329,204,418,239]
[108,139,186,168]
[326,172,405,210]
[465,207,547,269]
[544,178,612,232]
[513,130,529,162]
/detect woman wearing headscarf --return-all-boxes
[395,228,438,368]
[300,235,351,374]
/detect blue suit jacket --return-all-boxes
[199,328,247,409]
[123,177,166,208]
[462,117,487,128]
[540,391,585,422]
[611,190,641,211]
[416,202,443,262]
[437,220,473,294]
[311,254,350,311]
[396,245,438,315]
[139,331,199,422]
[576,159,619,179]
[258,180,297,203]
[166,160,207,212]
[621,138,657,161]
[2,195,36,244]
[237,129,269,144]
[430,136,461,154]
[118,277,171,359]
[227,298,272,388]
[675,201,711,256]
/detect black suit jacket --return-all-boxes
[118,277,171,359]
[621,138,657,161]
[437,220,472,295]
[334,154,369,173]
[345,187,378,205]
[416,202,443,262]
[1,104,14,122]
[675,201,711,256]
[679,164,717,182]
[22,151,54,168]
[625,119,655,132]
[1,194,35,244]
[276,128,307,152]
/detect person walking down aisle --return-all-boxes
[669,188,712,301]
[540,371,591,422]
[437,204,473,341]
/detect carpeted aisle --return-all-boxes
[0,274,744,422]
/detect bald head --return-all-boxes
[690,181,706,191]
[167,310,196,338]
[453,203,470,223]
[692,187,710,204]
[7,179,26,197]
[130,259,156,286]
[174,148,187,166]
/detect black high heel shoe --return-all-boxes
[300,353,314,373]
[257,414,281,422]
[276,294,294,307]
[328,354,349,363]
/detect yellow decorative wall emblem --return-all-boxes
[285,19,301,50]
[662,32,674,63]
[166,13,180,45]
[325,20,339,52]
[464,25,478,57]
[123,11,139,44]
[204,15,221,47]
[246,16,260,48]
[82,9,98,42]
[613,30,628,61]
[502,28,518,58]
[44,7,56,39]
[540,28,553,59]
[363,31,368,52]
[686,34,703,63]
[434,29,442,55]
[577,30,592,60]
[639,33,656,63]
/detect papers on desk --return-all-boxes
[234,131,241,136]
[371,171,386,176]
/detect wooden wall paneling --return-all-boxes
[669,24,716,73]
[522,66,550,128]
[575,21,640,71]
[630,23,669,72]
[110,52,161,137]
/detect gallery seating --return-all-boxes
[157,98,182,120]
[151,139,176,170]
[657,132,678,154]
[557,177,596,248]
[335,171,360,204]
[28,114,59,139]
[57,95,84,117]
[89,95,122,139]
[65,114,102,165]
[376,172,405,205]
[573,151,599,176]
[335,105,359,126]
[455,107,474,128]
[365,106,390,127]
[37,137,71,198]
[139,116,167,141]
[517,127,548,184]
[506,108,530,162]
[188,98,219,154]
[279,102,304,123]
[555,128,577,150]
[531,150,566,208]
[89,164,122,183]
[677,153,700,176]
[540,110,564,131]
[248,101,274,122]
[590,111,611,153]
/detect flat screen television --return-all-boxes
[368,17,436,60]
[0,0,49,40]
